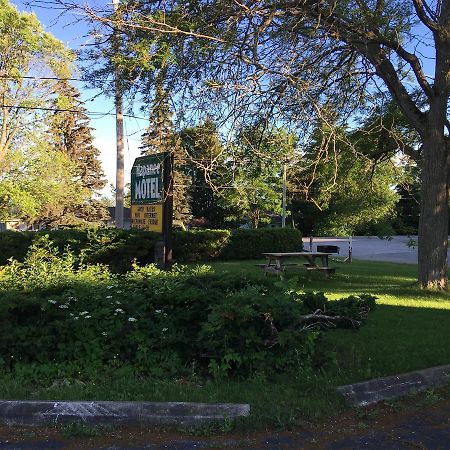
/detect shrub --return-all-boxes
[173,229,231,261]
[222,228,303,260]
[0,229,160,273]
[0,231,34,266]
[0,238,374,379]
[0,227,302,267]
[173,227,303,261]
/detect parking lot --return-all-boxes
[302,235,437,265]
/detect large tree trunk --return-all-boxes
[418,134,449,288]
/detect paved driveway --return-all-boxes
[302,235,430,264]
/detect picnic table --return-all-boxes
[258,252,336,278]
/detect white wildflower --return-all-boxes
[106,295,113,299]
[162,328,168,332]
[128,317,137,322]
[58,304,68,309]
[155,309,162,314]
[85,315,92,319]
[80,311,89,316]
[106,285,114,289]
[48,300,57,304]
[102,332,108,336]
[115,301,121,305]
[115,308,124,314]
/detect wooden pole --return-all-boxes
[163,152,174,269]
[113,0,124,229]
[282,162,286,228]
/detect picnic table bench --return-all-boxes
[258,252,336,278]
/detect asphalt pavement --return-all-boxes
[303,235,426,264]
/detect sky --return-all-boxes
[11,0,146,197]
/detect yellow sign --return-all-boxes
[131,204,163,232]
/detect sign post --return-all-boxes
[131,153,173,269]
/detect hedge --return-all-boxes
[0,227,303,270]
[0,229,160,272]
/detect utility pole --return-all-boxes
[113,0,124,229]
[281,162,287,228]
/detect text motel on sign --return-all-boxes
[134,178,161,200]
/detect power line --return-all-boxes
[0,74,105,83]
[0,103,148,121]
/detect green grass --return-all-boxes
[1,258,450,429]
[212,259,450,377]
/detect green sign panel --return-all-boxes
[131,154,164,205]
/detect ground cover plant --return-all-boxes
[0,238,449,429]
[0,236,372,378]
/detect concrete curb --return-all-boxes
[337,364,450,407]
[0,400,250,427]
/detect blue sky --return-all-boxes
[12,0,145,196]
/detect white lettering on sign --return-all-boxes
[134,178,161,200]
[135,163,160,177]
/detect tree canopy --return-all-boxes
[0,0,72,165]
[33,0,449,287]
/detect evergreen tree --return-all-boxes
[140,71,191,228]
[48,80,108,225]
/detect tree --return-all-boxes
[394,164,422,234]
[187,1,450,287]
[0,0,72,166]
[180,119,227,228]
[219,124,297,228]
[47,80,109,225]
[0,138,90,226]
[140,69,192,228]
[43,0,449,287]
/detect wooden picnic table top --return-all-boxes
[262,252,332,258]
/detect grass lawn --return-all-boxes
[1,258,450,430]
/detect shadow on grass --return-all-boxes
[208,259,450,303]
[323,303,450,384]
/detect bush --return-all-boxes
[0,229,160,273]
[0,231,34,266]
[0,238,374,379]
[173,229,231,261]
[173,227,303,261]
[222,228,303,260]
[0,227,302,267]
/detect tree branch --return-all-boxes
[412,0,440,32]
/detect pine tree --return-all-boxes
[140,71,191,228]
[48,80,108,225]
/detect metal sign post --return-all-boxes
[163,152,173,269]
[344,236,353,262]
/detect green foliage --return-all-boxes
[0,141,91,223]
[0,0,72,168]
[0,227,302,267]
[174,228,303,261]
[0,238,375,379]
[299,123,400,236]
[181,119,227,228]
[0,228,160,272]
[219,125,297,228]
[173,229,231,261]
[221,228,303,260]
